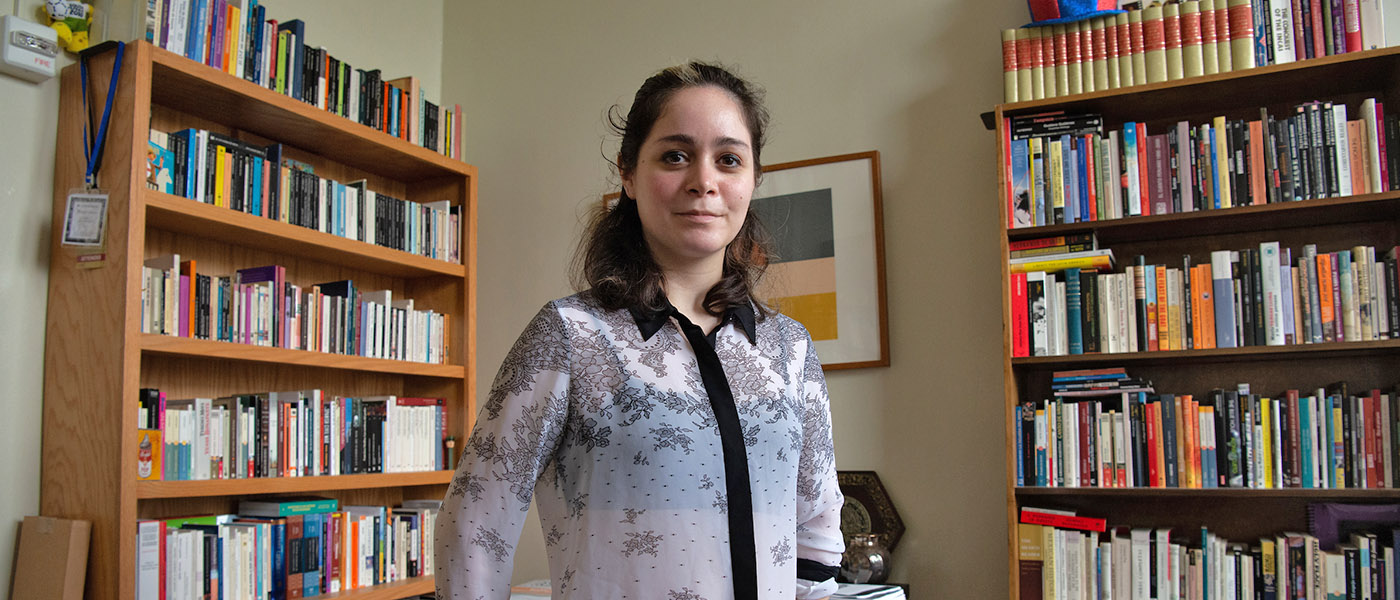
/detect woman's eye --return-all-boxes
[719,153,742,168]
[662,151,687,164]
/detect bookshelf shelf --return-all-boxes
[148,45,471,181]
[141,334,466,377]
[994,47,1400,599]
[1005,192,1400,246]
[1016,486,1400,499]
[983,45,1400,129]
[145,191,467,278]
[137,471,454,499]
[311,576,433,600]
[42,41,476,600]
[1009,338,1400,368]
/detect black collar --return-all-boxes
[630,301,757,345]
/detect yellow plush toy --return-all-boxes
[45,0,94,53]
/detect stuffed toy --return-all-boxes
[45,0,94,53]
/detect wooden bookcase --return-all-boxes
[992,47,1400,598]
[41,41,477,600]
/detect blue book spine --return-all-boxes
[303,513,321,597]
[1212,252,1239,348]
[1008,137,1030,227]
[1160,395,1179,487]
[1300,395,1314,488]
[1076,136,1089,222]
[1015,405,1024,486]
[244,0,261,80]
[1209,128,1222,209]
[251,155,263,217]
[186,0,206,61]
[1060,134,1077,224]
[1066,267,1084,355]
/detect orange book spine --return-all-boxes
[1191,265,1206,348]
[1316,253,1336,341]
[1249,120,1266,205]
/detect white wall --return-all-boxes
[442,1,1021,597]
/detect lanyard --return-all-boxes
[79,41,125,190]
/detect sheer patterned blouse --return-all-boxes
[435,293,844,599]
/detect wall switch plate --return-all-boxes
[1,15,60,83]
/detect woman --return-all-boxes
[436,62,845,600]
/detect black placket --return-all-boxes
[669,309,758,600]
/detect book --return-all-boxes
[237,496,337,517]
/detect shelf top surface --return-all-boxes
[139,42,476,182]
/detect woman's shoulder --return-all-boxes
[756,306,817,345]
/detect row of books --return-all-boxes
[136,388,450,482]
[1018,506,1400,600]
[141,258,450,365]
[147,128,462,264]
[143,0,463,158]
[1005,100,1395,230]
[1016,373,1400,490]
[136,497,438,600]
[1000,0,1388,103]
[1009,243,1400,358]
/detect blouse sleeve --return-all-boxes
[435,302,572,600]
[793,330,845,599]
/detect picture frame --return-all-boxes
[836,470,904,551]
[752,151,889,370]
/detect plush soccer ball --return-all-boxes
[45,0,93,53]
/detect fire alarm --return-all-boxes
[1,15,60,83]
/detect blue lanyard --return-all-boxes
[79,41,125,189]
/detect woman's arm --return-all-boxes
[435,303,572,599]
[794,332,845,600]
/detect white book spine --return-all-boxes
[1333,104,1354,197]
[1269,0,1297,63]
[1359,0,1386,48]
[1261,242,1285,345]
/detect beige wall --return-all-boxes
[442,1,1019,596]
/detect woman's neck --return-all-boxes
[661,263,723,332]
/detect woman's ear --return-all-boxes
[619,154,634,199]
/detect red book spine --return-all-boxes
[1310,0,1327,56]
[1146,400,1161,487]
[1291,0,1308,58]
[1086,134,1099,220]
[1372,389,1386,488]
[1080,400,1094,486]
[1012,272,1030,357]
[1020,509,1109,532]
[1137,122,1150,215]
[1287,389,1303,487]
[1344,0,1364,51]
[1378,102,1391,191]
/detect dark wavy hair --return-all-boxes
[572,62,776,319]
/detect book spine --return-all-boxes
[1230,0,1258,68]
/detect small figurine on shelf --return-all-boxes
[44,0,94,53]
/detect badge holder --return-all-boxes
[60,41,123,269]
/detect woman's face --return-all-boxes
[622,85,756,272]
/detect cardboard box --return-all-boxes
[10,515,90,600]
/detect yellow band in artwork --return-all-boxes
[771,292,838,341]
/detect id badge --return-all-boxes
[62,188,109,268]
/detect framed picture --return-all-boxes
[752,151,889,370]
[836,470,904,551]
